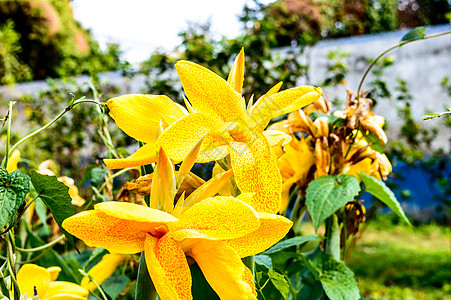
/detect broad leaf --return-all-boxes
[400,27,425,42]
[306,174,360,231]
[316,254,360,300]
[90,167,108,186]
[0,167,30,230]
[268,270,289,300]
[83,247,109,270]
[358,172,411,225]
[264,235,318,254]
[102,275,130,299]
[30,171,77,250]
[135,253,158,300]
[254,254,272,270]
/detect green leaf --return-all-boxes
[400,27,425,42]
[267,270,289,300]
[90,167,108,186]
[363,131,385,153]
[82,247,109,270]
[254,254,272,270]
[358,172,411,225]
[306,174,360,231]
[264,235,318,254]
[0,167,30,230]
[102,275,130,299]
[30,171,77,250]
[315,255,360,300]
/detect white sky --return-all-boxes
[72,0,272,63]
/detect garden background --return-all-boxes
[0,0,450,299]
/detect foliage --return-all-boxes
[0,0,130,84]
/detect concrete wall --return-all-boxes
[1,24,450,151]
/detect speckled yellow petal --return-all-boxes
[175,61,246,123]
[229,136,282,213]
[6,149,20,173]
[263,130,292,158]
[188,240,257,300]
[104,143,156,169]
[46,282,89,299]
[249,82,282,115]
[81,253,128,291]
[228,48,245,94]
[46,266,61,281]
[224,212,293,257]
[94,201,178,224]
[17,264,50,299]
[156,112,230,162]
[145,234,192,300]
[170,196,260,241]
[63,210,147,254]
[250,86,322,131]
[107,94,187,143]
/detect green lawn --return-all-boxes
[346,220,451,300]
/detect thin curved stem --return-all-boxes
[8,99,103,155]
[79,269,108,300]
[15,234,65,253]
[2,101,16,168]
[356,30,451,104]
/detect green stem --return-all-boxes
[7,99,102,156]
[6,231,20,298]
[356,30,451,104]
[98,167,137,193]
[2,101,16,168]
[15,234,65,253]
[79,269,108,300]
[324,214,340,261]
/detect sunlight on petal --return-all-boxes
[46,282,89,299]
[175,61,246,123]
[104,143,156,169]
[145,235,192,300]
[107,94,187,143]
[17,264,50,299]
[227,48,245,94]
[224,212,293,257]
[188,240,257,300]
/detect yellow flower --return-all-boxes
[6,149,20,173]
[105,49,321,213]
[63,198,292,300]
[17,264,88,300]
[81,253,129,292]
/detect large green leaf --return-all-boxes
[306,174,360,231]
[102,275,130,299]
[264,235,318,254]
[30,171,77,249]
[358,172,411,225]
[267,270,289,300]
[0,167,30,230]
[315,254,360,300]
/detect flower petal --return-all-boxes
[263,130,292,158]
[250,86,322,131]
[227,48,245,94]
[156,112,230,162]
[229,136,282,213]
[104,143,156,169]
[81,253,128,291]
[107,94,187,143]
[46,282,89,299]
[175,61,246,123]
[224,212,293,257]
[46,266,61,281]
[6,149,20,173]
[63,210,147,254]
[145,234,192,300]
[188,240,257,300]
[170,196,260,241]
[17,264,50,299]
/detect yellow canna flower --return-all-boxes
[104,49,321,213]
[81,253,129,291]
[17,264,88,300]
[6,149,21,173]
[63,198,292,300]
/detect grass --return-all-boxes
[345,218,451,300]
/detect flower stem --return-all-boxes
[7,99,103,157]
[79,269,108,300]
[15,234,65,253]
[2,101,16,168]
[324,214,340,261]
[6,231,20,298]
